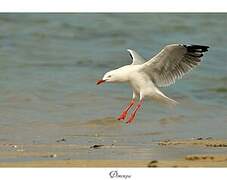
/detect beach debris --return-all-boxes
[56,138,66,143]
[191,137,213,140]
[206,144,227,147]
[150,160,158,163]
[148,160,158,167]
[185,155,216,161]
[196,137,203,140]
[159,138,227,147]
[49,154,57,158]
[10,145,18,148]
[90,144,104,149]
[42,154,57,158]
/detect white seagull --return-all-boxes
[96,44,209,124]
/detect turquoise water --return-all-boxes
[0,14,227,160]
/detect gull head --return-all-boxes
[96,68,128,85]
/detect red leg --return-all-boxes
[117,99,135,121]
[126,98,144,124]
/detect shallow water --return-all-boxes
[0,14,227,161]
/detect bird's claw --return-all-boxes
[126,114,135,124]
[117,111,127,121]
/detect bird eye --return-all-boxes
[108,75,111,78]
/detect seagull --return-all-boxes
[96,44,209,124]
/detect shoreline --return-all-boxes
[0,138,227,167]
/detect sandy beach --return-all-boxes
[1,138,227,167]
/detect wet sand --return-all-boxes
[148,155,227,167]
[0,160,147,167]
[149,138,227,167]
[1,138,227,167]
[158,138,227,147]
[1,157,227,167]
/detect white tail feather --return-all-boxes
[149,92,178,107]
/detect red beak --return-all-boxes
[96,79,106,85]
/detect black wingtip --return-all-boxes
[184,44,209,53]
[128,51,133,60]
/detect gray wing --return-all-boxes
[127,49,146,65]
[142,44,209,87]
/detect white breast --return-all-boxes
[128,70,158,97]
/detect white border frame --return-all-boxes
[0,0,227,12]
[0,1,227,180]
